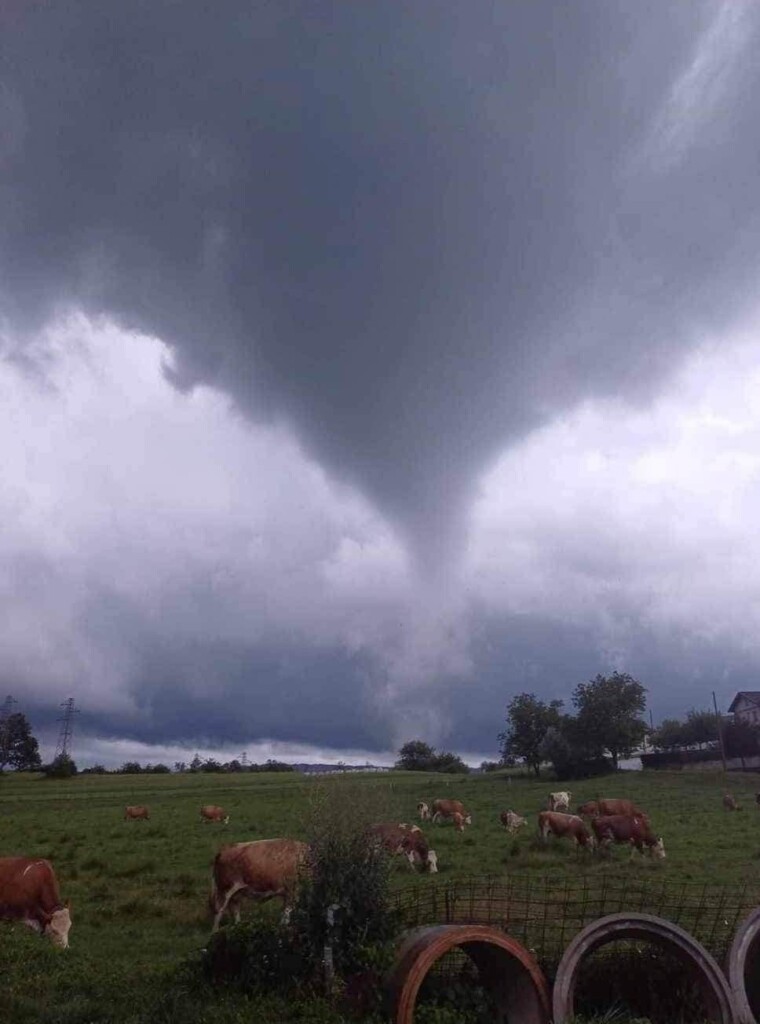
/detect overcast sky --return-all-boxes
[3,1,760,767]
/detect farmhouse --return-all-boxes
[729,692,760,727]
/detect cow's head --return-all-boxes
[223,815,230,825]
[651,837,666,860]
[464,813,472,825]
[45,905,71,948]
[426,849,438,873]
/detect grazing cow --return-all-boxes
[451,811,466,833]
[200,805,230,824]
[548,791,571,812]
[417,801,430,821]
[577,798,647,819]
[538,811,594,849]
[591,815,666,859]
[723,793,740,811]
[431,799,472,826]
[367,823,438,873]
[500,810,527,835]
[0,857,72,948]
[124,805,149,821]
[210,838,308,932]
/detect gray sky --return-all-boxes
[3,1,760,766]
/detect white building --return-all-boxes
[728,691,760,726]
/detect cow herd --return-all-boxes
[501,791,667,860]
[19,784,760,950]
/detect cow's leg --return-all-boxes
[212,881,247,933]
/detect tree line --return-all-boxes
[499,672,648,779]
[649,708,760,760]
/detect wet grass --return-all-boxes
[1,767,759,1021]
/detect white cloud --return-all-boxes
[467,320,760,663]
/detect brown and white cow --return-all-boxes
[124,805,149,820]
[367,823,438,873]
[577,798,647,820]
[591,815,665,859]
[417,801,430,821]
[201,805,230,824]
[210,838,309,932]
[500,810,527,835]
[548,791,571,812]
[0,857,72,948]
[431,799,472,826]
[538,811,595,849]
[723,793,740,812]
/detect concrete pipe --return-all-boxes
[553,912,737,1024]
[728,907,760,1024]
[384,923,551,1024]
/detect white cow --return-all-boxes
[500,810,527,835]
[548,791,571,812]
[417,802,430,821]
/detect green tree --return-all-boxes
[650,718,687,751]
[572,672,647,770]
[43,754,77,779]
[0,713,42,771]
[683,708,719,748]
[395,740,437,772]
[498,693,564,776]
[431,751,470,774]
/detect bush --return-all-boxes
[201,917,310,994]
[42,754,77,779]
[291,789,400,982]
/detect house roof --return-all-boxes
[728,691,760,713]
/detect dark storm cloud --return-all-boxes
[3,1,758,565]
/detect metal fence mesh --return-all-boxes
[391,875,760,970]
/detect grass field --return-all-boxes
[2,767,760,1023]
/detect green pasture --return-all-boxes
[2,767,760,1023]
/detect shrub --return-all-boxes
[290,781,401,985]
[201,917,310,994]
[42,754,77,779]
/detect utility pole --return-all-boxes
[712,691,728,772]
[55,698,80,760]
[0,695,17,767]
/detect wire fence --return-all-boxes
[391,874,760,970]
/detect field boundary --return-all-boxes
[391,874,760,968]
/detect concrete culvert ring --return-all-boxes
[553,912,738,1024]
[728,906,760,1023]
[384,924,551,1024]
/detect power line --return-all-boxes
[55,697,80,760]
